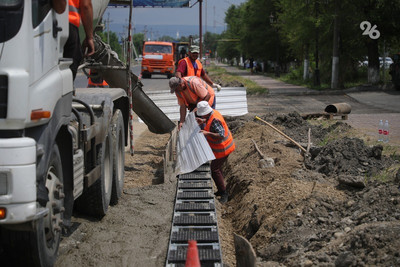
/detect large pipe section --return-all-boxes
[91,36,175,134]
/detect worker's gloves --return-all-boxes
[212,83,222,92]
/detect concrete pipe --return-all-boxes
[324,102,352,114]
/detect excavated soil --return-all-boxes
[220,113,400,266]
[55,109,400,266]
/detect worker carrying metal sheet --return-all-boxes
[195,101,236,203]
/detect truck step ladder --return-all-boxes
[166,163,223,267]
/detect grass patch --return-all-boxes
[369,163,400,183]
[206,65,267,95]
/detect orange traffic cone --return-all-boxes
[185,240,200,267]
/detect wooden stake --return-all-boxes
[255,116,307,154]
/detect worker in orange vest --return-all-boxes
[196,101,235,203]
[87,69,109,88]
[63,0,95,80]
[169,76,215,130]
[176,45,221,91]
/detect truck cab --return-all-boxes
[141,41,175,79]
[0,1,130,266]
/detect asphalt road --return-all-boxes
[75,63,400,146]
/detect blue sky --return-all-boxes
[105,0,247,29]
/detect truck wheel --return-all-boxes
[76,130,113,217]
[110,110,125,205]
[0,144,64,266]
[31,143,64,267]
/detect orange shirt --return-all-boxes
[175,76,214,108]
[69,0,80,27]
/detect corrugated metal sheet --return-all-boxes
[176,112,215,174]
[144,87,248,122]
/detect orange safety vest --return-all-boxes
[88,77,108,87]
[88,70,109,87]
[183,57,203,77]
[204,110,235,159]
[69,0,80,27]
[175,76,214,109]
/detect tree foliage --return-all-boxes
[133,33,144,56]
[203,32,219,58]
[220,0,400,86]
[97,31,123,59]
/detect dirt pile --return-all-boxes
[305,137,386,177]
[220,113,400,266]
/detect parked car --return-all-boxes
[359,57,368,67]
[358,56,393,68]
[379,57,393,68]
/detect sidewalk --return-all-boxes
[216,63,400,147]
[215,63,315,95]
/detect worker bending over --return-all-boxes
[169,76,215,130]
[196,101,235,203]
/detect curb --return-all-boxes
[215,63,400,96]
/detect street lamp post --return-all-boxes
[307,0,330,87]
[314,0,320,86]
[269,13,280,77]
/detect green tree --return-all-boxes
[203,32,220,58]
[97,31,123,59]
[132,33,145,56]
[158,35,175,42]
[218,5,242,64]
[354,0,400,84]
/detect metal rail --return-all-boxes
[166,163,223,267]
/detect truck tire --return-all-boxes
[0,144,64,267]
[110,109,125,205]
[76,130,113,217]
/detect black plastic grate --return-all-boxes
[194,165,210,172]
[173,214,216,226]
[179,172,211,180]
[178,181,212,189]
[166,163,222,266]
[177,191,212,199]
[175,202,215,211]
[168,246,221,262]
[171,229,219,243]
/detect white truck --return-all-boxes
[0,0,174,266]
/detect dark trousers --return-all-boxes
[211,155,229,192]
[63,24,83,80]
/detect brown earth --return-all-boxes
[56,96,400,266]
[221,113,400,266]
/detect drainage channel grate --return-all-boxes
[177,190,213,199]
[179,172,211,180]
[178,180,213,189]
[166,163,223,266]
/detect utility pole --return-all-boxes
[213,6,216,33]
[105,12,113,44]
[143,25,148,41]
[205,0,207,34]
[314,0,321,87]
[199,0,203,58]
[331,0,340,89]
